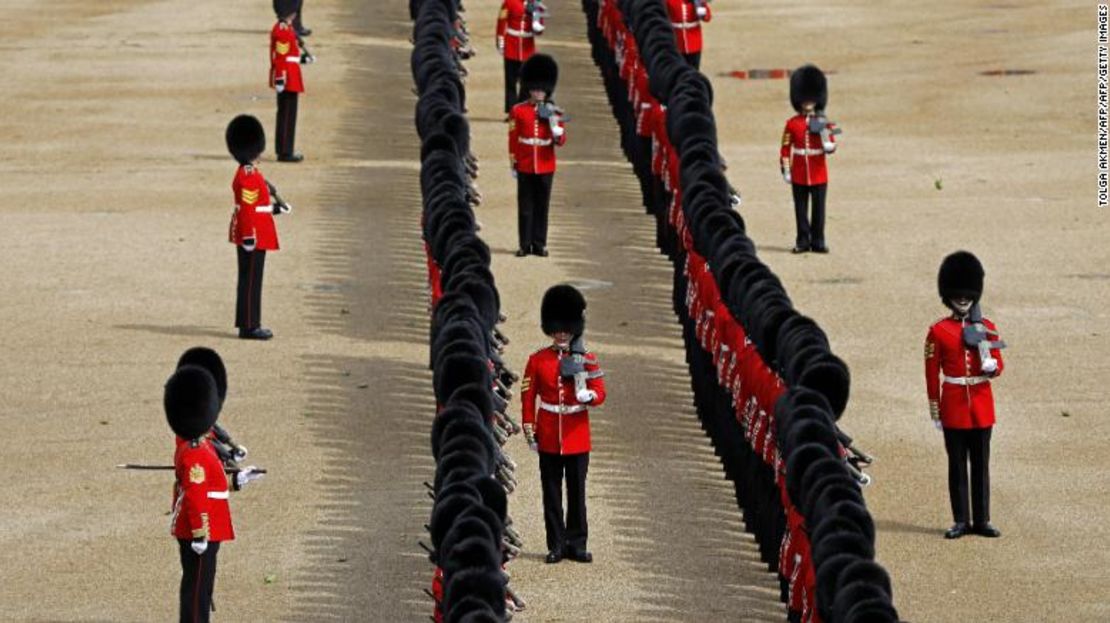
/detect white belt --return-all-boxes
[506,28,534,38]
[254,204,274,213]
[944,375,989,386]
[792,147,824,157]
[671,21,699,30]
[518,137,552,146]
[207,490,229,500]
[285,56,301,63]
[539,400,586,414]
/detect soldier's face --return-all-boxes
[951,298,973,316]
[802,101,816,113]
[552,331,572,346]
[530,89,546,102]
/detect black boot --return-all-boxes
[944,522,970,539]
[973,522,1001,538]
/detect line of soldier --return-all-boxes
[412,1,524,620]
[584,1,901,621]
[222,0,317,342]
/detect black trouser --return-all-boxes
[504,59,523,113]
[276,91,299,157]
[236,247,266,329]
[294,0,306,31]
[791,182,827,248]
[178,539,220,623]
[943,427,993,525]
[517,172,553,252]
[683,52,701,70]
[539,451,589,553]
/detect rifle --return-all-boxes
[559,335,590,398]
[266,181,292,214]
[963,303,1006,374]
[297,34,316,64]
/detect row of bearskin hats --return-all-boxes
[585,1,897,621]
[412,0,524,620]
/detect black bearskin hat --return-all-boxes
[225,115,266,165]
[164,365,220,440]
[541,284,586,336]
[937,250,984,305]
[520,53,559,97]
[176,347,227,405]
[790,64,828,112]
[273,0,299,18]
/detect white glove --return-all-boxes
[236,465,265,488]
[241,237,257,252]
[576,389,597,404]
[782,169,792,184]
[550,123,565,138]
[232,445,248,462]
[532,19,545,34]
[933,420,943,431]
[275,79,286,94]
[497,37,505,55]
[823,140,837,154]
[981,357,998,374]
[191,539,209,555]
[510,167,518,179]
[277,202,293,215]
[696,6,708,18]
[523,424,538,452]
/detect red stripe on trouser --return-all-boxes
[246,252,256,328]
[193,554,204,623]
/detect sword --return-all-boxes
[116,464,267,474]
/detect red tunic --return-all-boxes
[496,0,540,62]
[925,316,1004,429]
[270,21,305,93]
[521,346,607,455]
[509,101,566,175]
[667,0,711,54]
[780,114,837,186]
[229,165,280,251]
[171,438,235,541]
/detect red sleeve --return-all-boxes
[702,3,712,22]
[271,28,289,85]
[924,326,941,418]
[521,353,536,426]
[780,120,792,161]
[508,110,519,165]
[496,3,508,48]
[235,175,261,241]
[584,353,607,406]
[178,452,214,539]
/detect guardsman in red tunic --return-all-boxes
[509,54,566,257]
[781,65,839,254]
[271,0,313,162]
[226,115,292,340]
[166,365,263,623]
[522,285,606,564]
[666,0,711,68]
[496,0,545,114]
[925,251,1005,539]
